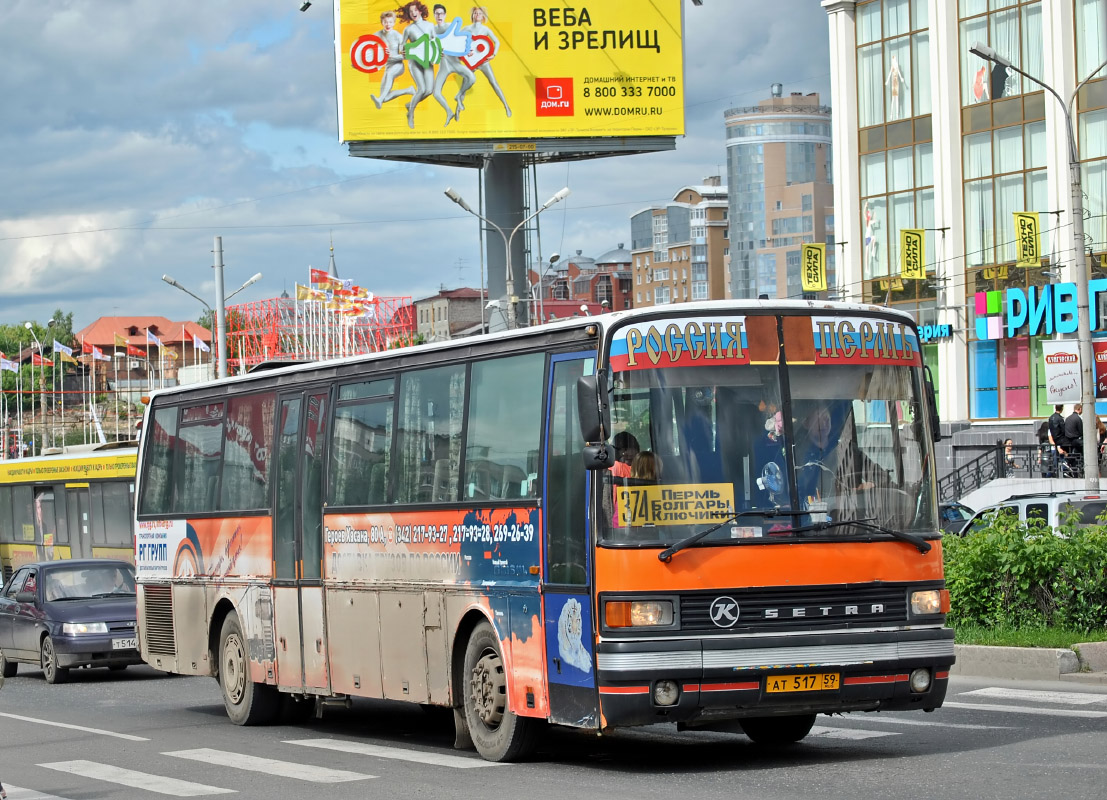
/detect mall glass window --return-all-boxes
[857,0,930,128]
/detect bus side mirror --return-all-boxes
[924,365,942,442]
[577,371,611,443]
[577,371,615,471]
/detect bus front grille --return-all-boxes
[142,584,177,656]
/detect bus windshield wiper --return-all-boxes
[785,517,932,554]
[658,508,808,563]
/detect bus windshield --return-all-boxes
[600,314,936,546]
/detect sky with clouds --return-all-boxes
[0,1,831,332]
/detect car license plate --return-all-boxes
[765,672,839,693]
[112,637,137,651]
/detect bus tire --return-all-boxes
[41,636,70,684]
[218,612,279,725]
[0,648,17,678]
[739,714,817,745]
[462,621,539,762]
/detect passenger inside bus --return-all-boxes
[630,451,662,483]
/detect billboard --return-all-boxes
[335,1,685,142]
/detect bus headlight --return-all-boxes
[909,668,932,693]
[653,680,680,706]
[63,622,108,635]
[910,590,942,616]
[606,600,674,628]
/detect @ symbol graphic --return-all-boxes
[709,596,740,628]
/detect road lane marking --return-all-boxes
[38,761,233,796]
[943,701,1107,718]
[832,715,1011,730]
[0,713,148,741]
[809,726,899,740]
[4,785,78,800]
[285,738,506,768]
[960,687,1107,705]
[165,748,372,783]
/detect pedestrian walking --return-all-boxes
[1064,403,1084,474]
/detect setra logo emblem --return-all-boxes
[709,596,740,628]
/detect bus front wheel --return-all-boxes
[462,621,539,762]
[739,714,817,745]
[218,612,279,725]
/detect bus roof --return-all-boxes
[141,298,918,403]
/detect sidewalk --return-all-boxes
[952,641,1107,685]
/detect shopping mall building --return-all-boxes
[822,0,1105,450]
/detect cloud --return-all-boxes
[0,1,832,329]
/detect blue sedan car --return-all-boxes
[0,559,141,683]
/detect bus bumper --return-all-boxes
[595,627,954,728]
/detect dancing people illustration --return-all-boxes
[398,1,437,129]
[370,10,414,109]
[431,3,475,126]
[460,6,511,118]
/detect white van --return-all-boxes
[961,490,1107,534]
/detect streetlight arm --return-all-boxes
[162,275,212,311]
[225,272,263,302]
[971,43,1073,160]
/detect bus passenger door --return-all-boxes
[64,486,92,560]
[542,353,599,728]
[273,391,332,695]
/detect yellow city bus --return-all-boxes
[134,301,953,762]
[0,442,137,581]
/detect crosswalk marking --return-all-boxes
[809,725,899,740]
[38,761,233,796]
[165,748,372,783]
[0,712,148,741]
[285,738,506,769]
[943,701,1107,718]
[4,785,77,800]
[960,687,1107,706]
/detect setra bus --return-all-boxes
[0,442,138,582]
[133,300,953,761]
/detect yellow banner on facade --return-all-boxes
[900,229,925,279]
[801,244,827,292]
[335,1,685,142]
[1013,211,1040,267]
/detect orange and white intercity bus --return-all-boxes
[133,300,953,762]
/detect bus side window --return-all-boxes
[395,365,465,505]
[546,358,588,585]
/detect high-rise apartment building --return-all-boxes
[725,88,835,299]
[629,178,730,307]
[824,0,1106,428]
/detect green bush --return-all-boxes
[944,508,1107,632]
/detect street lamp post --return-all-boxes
[970,43,1107,489]
[23,322,43,455]
[162,260,262,379]
[445,186,570,329]
[534,252,560,326]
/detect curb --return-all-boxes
[952,642,1107,682]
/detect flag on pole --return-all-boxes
[127,344,144,357]
[114,333,128,348]
[52,341,73,357]
[82,341,94,354]
[309,267,333,284]
[146,330,163,348]
[192,334,211,353]
[93,346,110,362]
[57,352,78,365]
[32,353,53,366]
[0,357,17,373]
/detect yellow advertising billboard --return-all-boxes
[335,1,685,142]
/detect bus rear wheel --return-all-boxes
[462,621,539,762]
[739,714,817,745]
[218,612,279,725]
